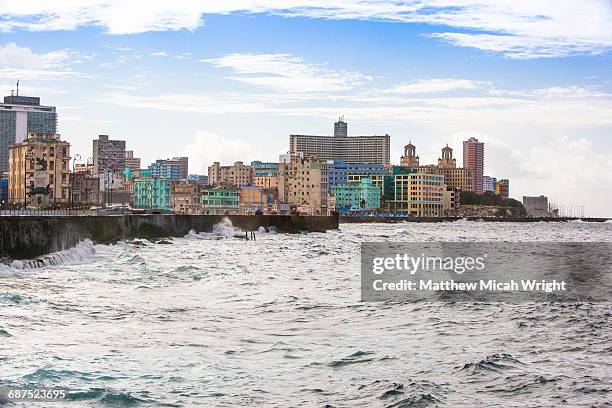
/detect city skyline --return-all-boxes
[0,2,611,215]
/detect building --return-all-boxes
[202,187,240,215]
[322,160,387,190]
[70,171,100,205]
[74,163,94,173]
[147,159,182,180]
[8,132,70,207]
[133,177,172,211]
[442,187,458,216]
[0,92,57,173]
[290,118,391,165]
[523,195,550,217]
[463,137,485,193]
[125,150,141,171]
[434,145,474,192]
[277,155,326,215]
[187,174,208,184]
[208,161,253,187]
[251,161,279,177]
[331,178,381,212]
[253,175,278,189]
[400,142,419,168]
[172,180,203,214]
[383,167,445,217]
[0,177,8,206]
[496,179,509,198]
[240,185,275,214]
[167,157,188,179]
[92,134,125,176]
[483,176,497,193]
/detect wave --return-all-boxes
[68,387,151,405]
[10,239,95,269]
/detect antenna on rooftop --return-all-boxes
[16,80,19,96]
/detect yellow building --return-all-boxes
[9,132,71,207]
[253,175,278,189]
[278,156,326,215]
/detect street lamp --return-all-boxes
[71,153,82,207]
[23,148,33,210]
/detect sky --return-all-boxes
[0,0,611,216]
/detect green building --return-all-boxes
[331,178,381,212]
[202,187,240,215]
[134,177,172,211]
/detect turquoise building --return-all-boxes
[202,187,240,215]
[134,177,172,211]
[331,178,381,212]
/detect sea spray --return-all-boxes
[10,239,95,269]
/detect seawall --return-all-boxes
[0,214,339,260]
[340,216,611,223]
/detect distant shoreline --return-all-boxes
[340,216,611,223]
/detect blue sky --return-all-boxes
[0,1,611,216]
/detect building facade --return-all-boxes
[435,145,474,192]
[496,179,509,198]
[0,94,57,173]
[171,180,203,214]
[463,137,485,193]
[523,195,550,217]
[383,167,444,217]
[70,171,100,205]
[124,150,141,171]
[278,156,326,215]
[483,176,497,193]
[253,175,278,189]
[331,178,381,212]
[133,177,172,211]
[290,118,391,165]
[8,132,70,207]
[251,161,279,177]
[208,161,253,187]
[202,187,240,215]
[400,142,419,168]
[92,134,126,176]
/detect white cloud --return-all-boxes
[1,1,611,58]
[183,130,263,174]
[384,78,490,94]
[0,42,87,80]
[203,53,368,93]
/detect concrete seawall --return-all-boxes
[340,216,611,223]
[0,214,339,260]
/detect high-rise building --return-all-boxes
[496,179,509,198]
[146,159,182,180]
[463,137,485,193]
[8,132,70,207]
[124,150,141,171]
[382,166,445,217]
[208,161,253,187]
[290,118,390,164]
[483,176,497,193]
[92,135,126,176]
[0,93,57,173]
[168,157,188,179]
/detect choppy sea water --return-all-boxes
[1,220,611,407]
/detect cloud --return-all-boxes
[183,130,263,173]
[0,42,87,80]
[1,1,611,58]
[202,53,368,93]
[384,78,490,94]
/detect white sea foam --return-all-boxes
[10,239,96,269]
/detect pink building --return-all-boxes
[463,137,484,194]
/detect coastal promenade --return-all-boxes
[0,214,339,260]
[340,216,611,223]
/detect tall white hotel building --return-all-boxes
[289,118,391,165]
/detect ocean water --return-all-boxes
[0,220,611,407]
